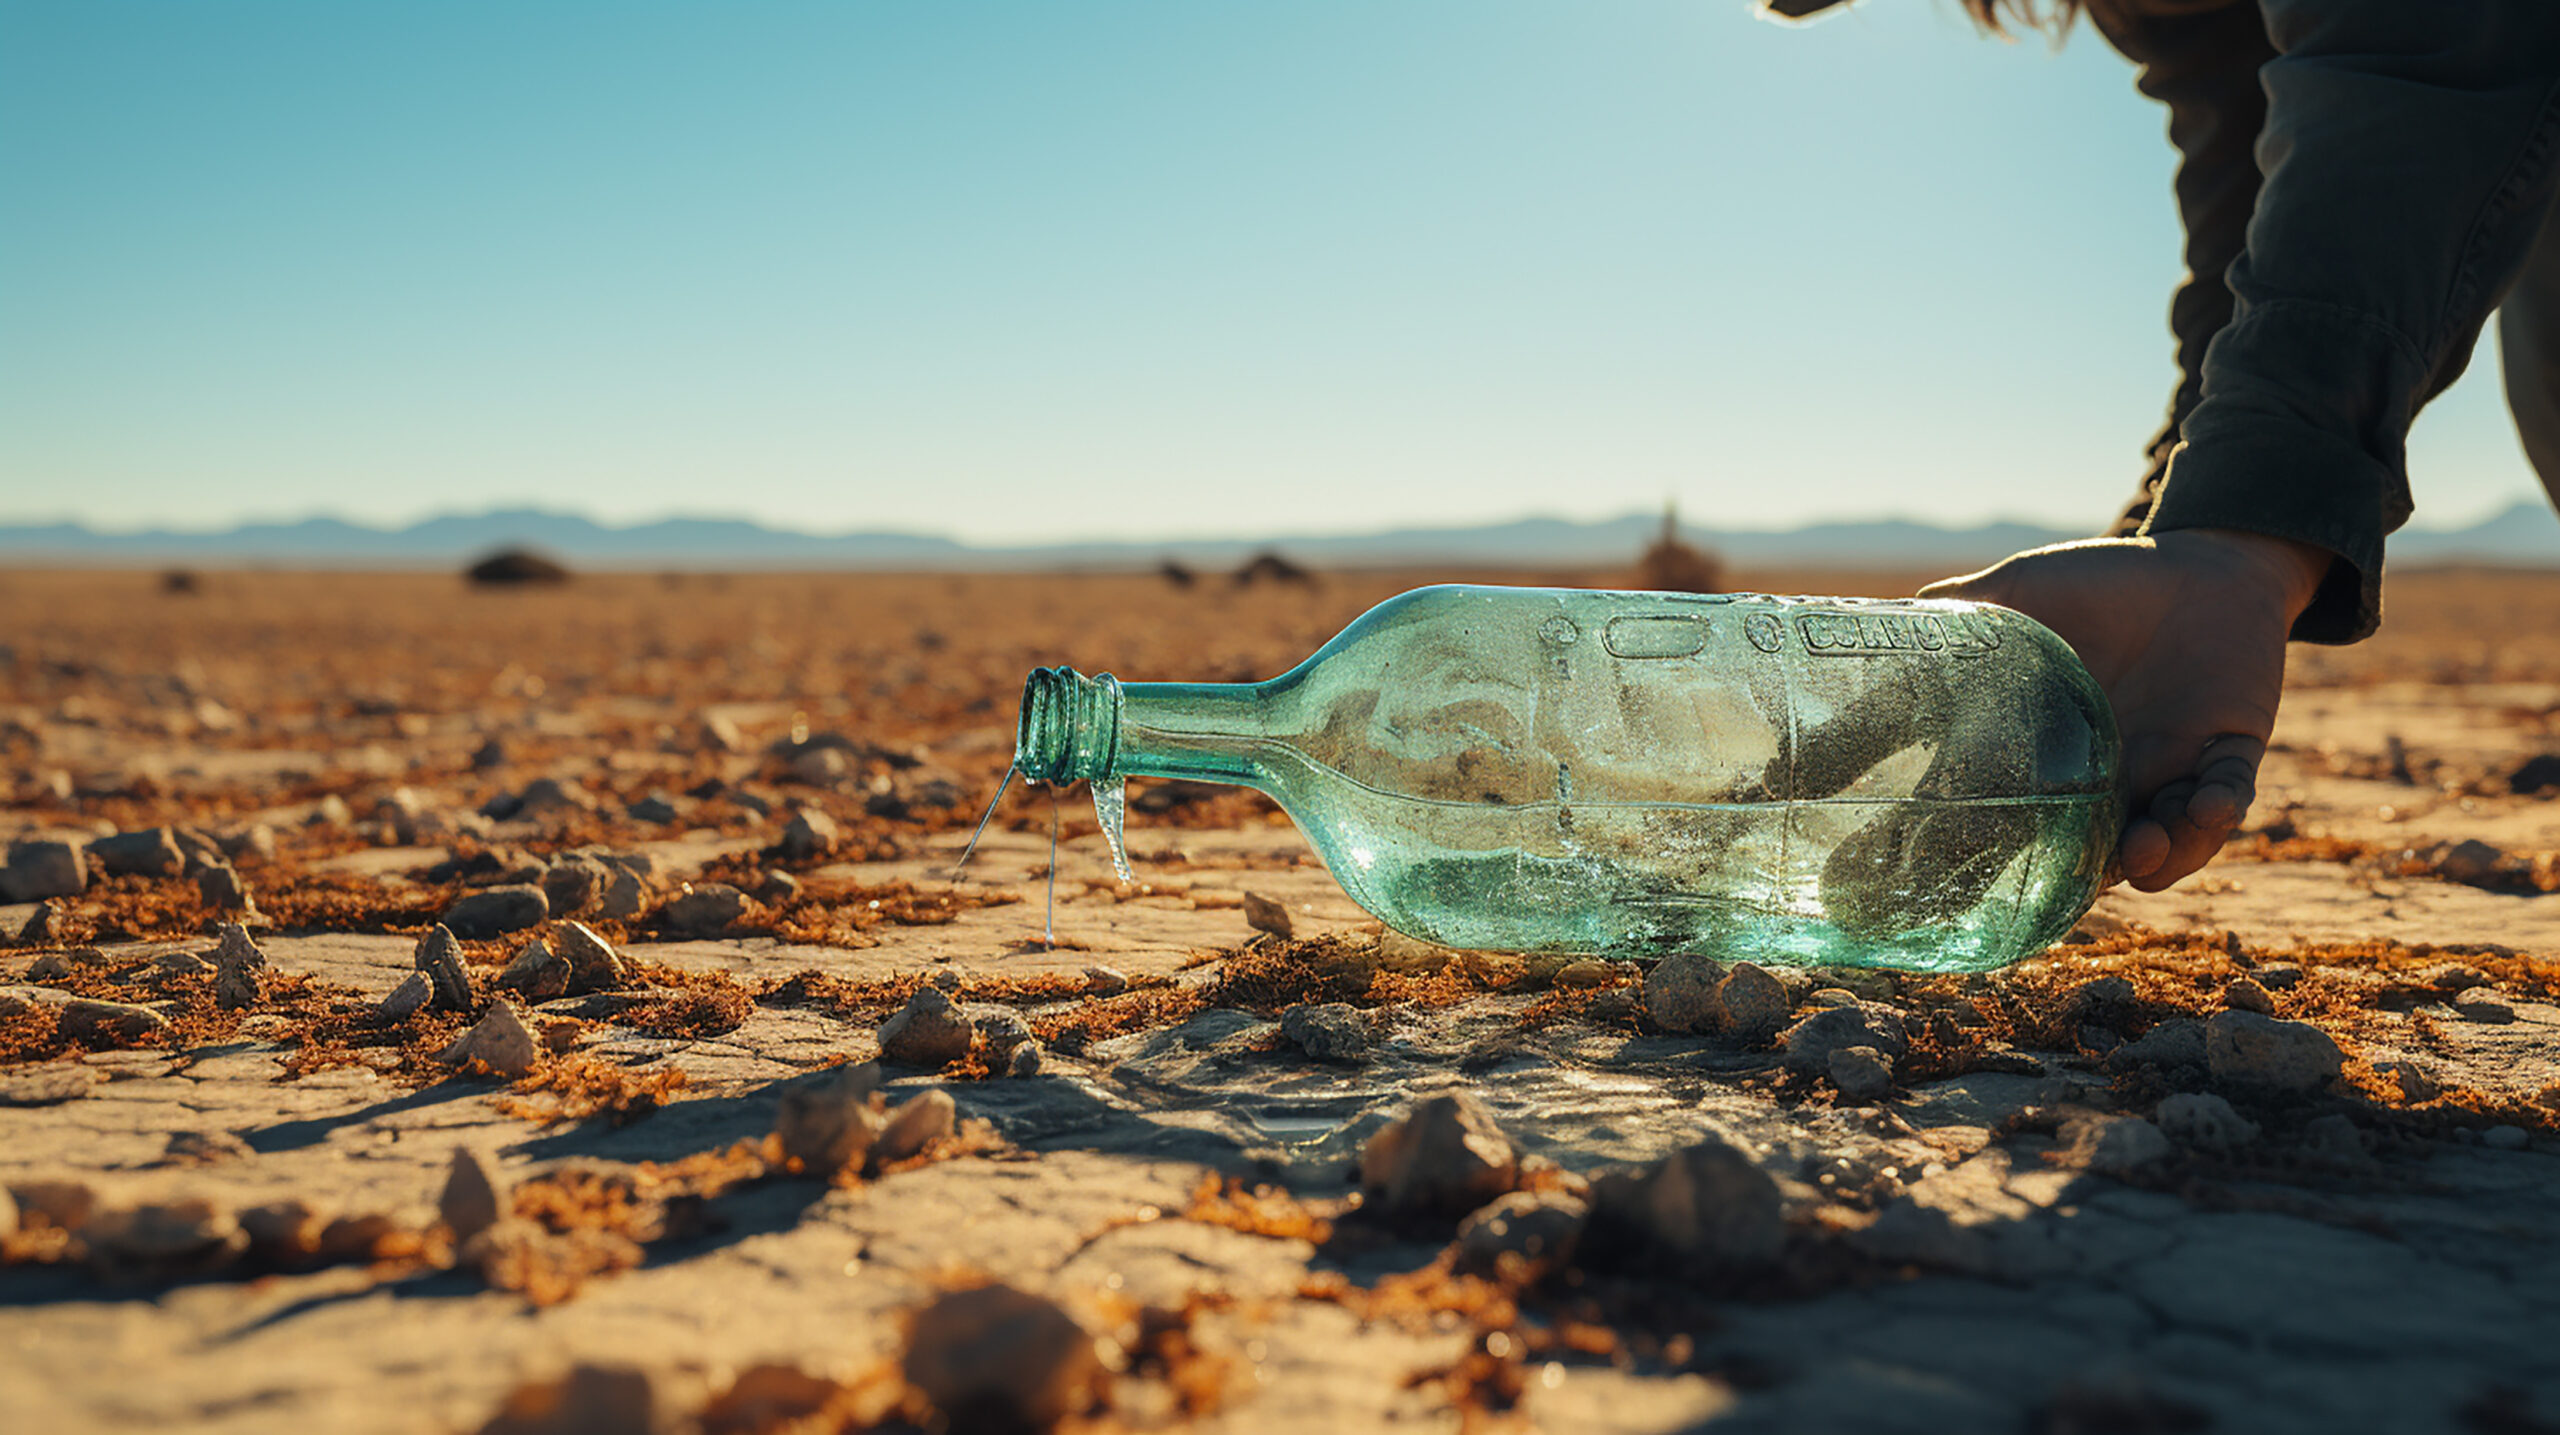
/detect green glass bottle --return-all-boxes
[1015,584,2122,972]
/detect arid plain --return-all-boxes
[9,562,2560,1434]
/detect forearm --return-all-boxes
[2141,0,2560,642]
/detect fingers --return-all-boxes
[1917,565,1998,603]
[2124,736,2264,892]
[2183,742,2262,830]
[2116,816,2171,884]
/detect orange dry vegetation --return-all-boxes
[497,1053,692,1126]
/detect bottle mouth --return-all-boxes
[1015,666,1123,785]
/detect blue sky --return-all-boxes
[0,0,2537,542]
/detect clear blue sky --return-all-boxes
[0,0,2537,542]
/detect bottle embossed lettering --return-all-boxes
[1016,585,2123,972]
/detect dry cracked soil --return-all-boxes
[9,564,2560,1434]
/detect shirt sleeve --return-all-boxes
[2089,2,2276,516]
[2136,1,2560,643]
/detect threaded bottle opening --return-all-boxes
[1015,666,1123,785]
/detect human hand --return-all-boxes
[1920,530,2330,892]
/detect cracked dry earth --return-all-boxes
[11,568,2560,1434]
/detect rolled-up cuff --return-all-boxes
[2137,426,2388,644]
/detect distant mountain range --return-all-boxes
[3,502,2556,570]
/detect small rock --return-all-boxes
[876,1088,958,1164]
[83,1198,246,1281]
[9,1179,98,1231]
[1643,951,1726,1034]
[1082,965,1128,996]
[211,922,266,1009]
[218,823,277,864]
[513,776,596,819]
[210,922,265,969]
[1454,1190,1587,1274]
[309,794,353,828]
[2301,1112,2373,1164]
[877,987,974,1067]
[2155,1092,2259,1152]
[438,1002,540,1078]
[538,856,607,919]
[1359,1089,1519,1220]
[2254,963,2304,990]
[597,864,650,920]
[415,925,475,1013]
[2057,1114,2172,1176]
[470,737,508,770]
[478,1364,660,1435]
[91,827,185,878]
[1582,1130,1786,1276]
[2224,976,2274,1014]
[792,746,850,786]
[774,1063,886,1175]
[928,968,964,993]
[237,1199,321,1258]
[627,793,681,825]
[1242,890,1292,937]
[2062,975,2140,1028]
[1782,1000,1910,1072]
[377,970,434,1021]
[155,950,214,976]
[193,862,258,916]
[159,1129,254,1165]
[186,840,243,886]
[1553,958,1615,989]
[2452,987,2517,1024]
[1716,962,1792,1042]
[0,989,174,1043]
[495,939,570,1000]
[661,882,753,935]
[2204,1010,2343,1096]
[2106,1016,2207,1072]
[1,838,87,903]
[442,883,550,940]
[698,713,746,753]
[1006,1042,1045,1078]
[22,951,71,981]
[2385,1059,2445,1103]
[2509,753,2560,795]
[14,901,59,946]
[2436,838,2508,886]
[440,1147,505,1244]
[551,920,626,994]
[1280,1002,1370,1062]
[2483,1124,2531,1150]
[972,1008,1034,1061]
[777,808,841,861]
[314,1212,404,1264]
[902,1284,1104,1434]
[1827,1045,1894,1101]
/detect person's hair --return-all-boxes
[1958,0,2081,38]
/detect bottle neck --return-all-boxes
[1013,666,1273,787]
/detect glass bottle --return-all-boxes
[1015,584,2122,971]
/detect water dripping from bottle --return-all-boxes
[1043,789,1060,949]
[949,764,1017,880]
[1091,777,1133,884]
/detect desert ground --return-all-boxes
[8,562,2560,1434]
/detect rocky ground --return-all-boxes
[8,565,2560,1434]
